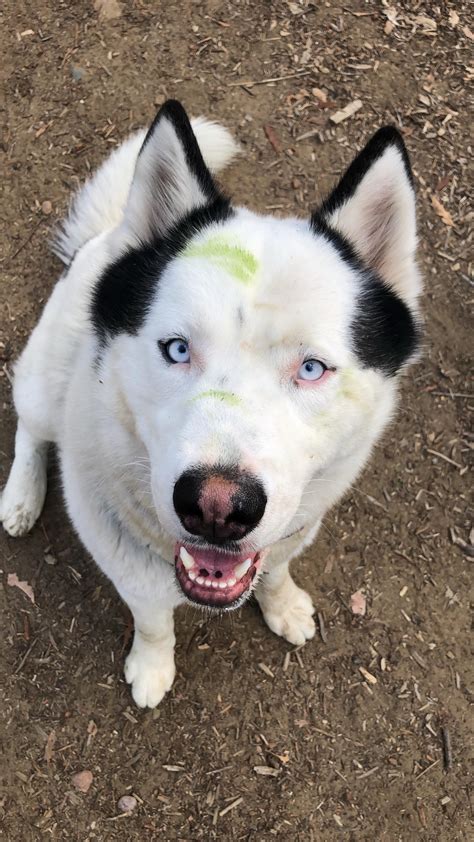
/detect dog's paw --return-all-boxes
[260,582,316,646]
[124,643,175,709]
[0,479,46,538]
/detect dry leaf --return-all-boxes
[263,124,282,154]
[330,99,362,125]
[94,0,122,21]
[413,15,437,35]
[287,1,302,14]
[448,10,459,27]
[312,87,327,103]
[72,770,93,793]
[462,25,473,40]
[350,590,367,616]
[7,573,35,604]
[44,730,56,763]
[254,765,280,777]
[431,195,454,226]
[383,7,398,34]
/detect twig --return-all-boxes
[14,638,38,674]
[441,727,453,771]
[317,612,328,644]
[219,797,243,817]
[228,71,313,87]
[426,448,463,469]
[3,218,45,265]
[416,758,440,779]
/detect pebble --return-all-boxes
[118,795,137,813]
[71,770,93,793]
[41,200,52,215]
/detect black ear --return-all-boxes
[313,127,421,306]
[123,100,224,243]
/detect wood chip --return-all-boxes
[263,124,282,154]
[431,195,454,227]
[330,99,362,124]
[254,765,280,777]
[7,573,35,604]
[258,662,274,678]
[219,797,243,817]
[359,666,377,685]
[44,730,56,763]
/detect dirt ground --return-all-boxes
[1,1,472,839]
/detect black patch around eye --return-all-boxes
[91,197,234,348]
[310,215,421,377]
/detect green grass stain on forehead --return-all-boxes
[191,390,242,406]
[182,235,258,284]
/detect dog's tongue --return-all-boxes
[174,542,260,608]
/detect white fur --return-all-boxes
[2,110,420,708]
[53,116,239,264]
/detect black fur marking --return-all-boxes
[140,99,220,201]
[310,216,420,377]
[91,197,233,345]
[318,125,414,220]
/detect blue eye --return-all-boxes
[160,338,190,364]
[297,359,327,381]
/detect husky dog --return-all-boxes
[1,101,421,708]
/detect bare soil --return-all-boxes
[1,1,472,840]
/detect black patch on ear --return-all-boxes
[140,99,220,202]
[91,197,233,346]
[317,125,414,221]
[310,216,420,377]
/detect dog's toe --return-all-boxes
[260,584,316,646]
[124,645,175,709]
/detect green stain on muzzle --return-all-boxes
[182,235,258,284]
[191,390,242,406]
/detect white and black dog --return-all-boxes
[1,101,421,707]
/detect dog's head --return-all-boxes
[92,101,421,610]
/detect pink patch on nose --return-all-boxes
[198,476,238,524]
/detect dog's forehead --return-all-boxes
[156,213,358,353]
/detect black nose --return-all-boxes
[173,465,267,544]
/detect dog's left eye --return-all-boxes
[160,339,191,364]
[297,359,327,381]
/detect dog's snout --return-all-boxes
[173,466,267,544]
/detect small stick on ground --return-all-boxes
[441,726,453,771]
[317,612,328,644]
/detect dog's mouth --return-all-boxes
[175,542,262,608]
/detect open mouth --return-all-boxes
[175,542,262,608]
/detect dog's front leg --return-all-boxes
[120,591,176,709]
[256,550,316,647]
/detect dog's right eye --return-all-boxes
[159,338,191,364]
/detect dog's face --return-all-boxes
[93,101,421,610]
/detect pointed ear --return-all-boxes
[314,127,421,306]
[123,100,224,243]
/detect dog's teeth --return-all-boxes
[218,581,228,589]
[234,558,252,580]
[211,581,219,589]
[179,546,194,570]
[188,570,197,581]
[205,579,213,589]
[196,576,205,585]
[227,578,236,587]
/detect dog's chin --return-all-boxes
[174,542,264,611]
